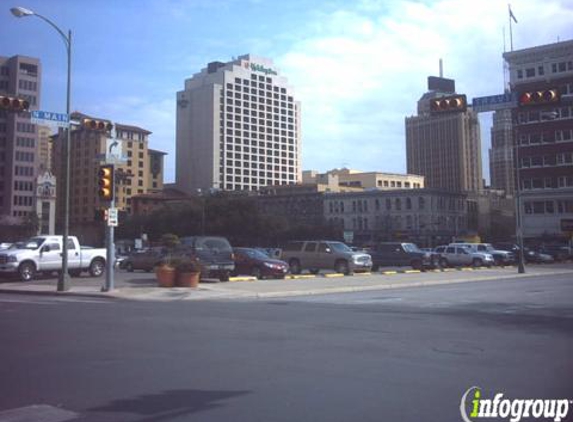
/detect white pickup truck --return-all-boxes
[0,235,107,281]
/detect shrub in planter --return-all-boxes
[175,256,201,288]
[155,257,182,288]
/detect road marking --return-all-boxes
[0,404,78,422]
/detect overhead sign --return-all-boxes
[30,110,69,128]
[472,93,517,113]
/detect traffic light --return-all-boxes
[94,208,109,221]
[98,164,114,201]
[429,94,467,114]
[82,118,113,132]
[518,89,560,106]
[0,95,30,112]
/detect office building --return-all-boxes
[489,109,515,195]
[313,168,424,190]
[0,55,41,220]
[504,40,573,239]
[406,76,483,193]
[37,124,52,172]
[176,54,301,194]
[324,189,468,246]
[51,113,165,244]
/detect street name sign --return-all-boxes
[472,93,517,113]
[30,110,69,128]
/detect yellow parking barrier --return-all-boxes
[228,276,257,282]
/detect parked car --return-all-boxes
[122,247,166,272]
[537,245,571,262]
[280,240,372,275]
[524,248,554,264]
[0,235,107,281]
[435,245,494,267]
[233,247,289,279]
[451,242,514,265]
[366,242,437,270]
[180,236,235,282]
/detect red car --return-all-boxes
[232,247,289,279]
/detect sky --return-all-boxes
[2,0,573,184]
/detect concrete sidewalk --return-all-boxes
[0,264,572,301]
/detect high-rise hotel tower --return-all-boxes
[176,55,301,194]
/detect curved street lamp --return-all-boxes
[11,6,73,291]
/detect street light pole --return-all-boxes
[513,112,526,274]
[11,6,72,290]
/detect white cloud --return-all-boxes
[275,0,573,179]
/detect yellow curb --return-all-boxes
[285,274,316,280]
[461,268,474,271]
[354,272,372,276]
[228,276,257,282]
[403,270,422,274]
[442,268,456,272]
[382,271,398,275]
[323,273,345,278]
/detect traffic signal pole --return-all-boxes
[103,196,115,292]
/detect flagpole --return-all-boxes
[509,4,513,51]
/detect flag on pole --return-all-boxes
[509,5,518,23]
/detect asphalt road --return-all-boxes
[0,273,572,422]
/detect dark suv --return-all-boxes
[180,236,235,281]
[366,242,436,270]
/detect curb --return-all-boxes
[249,269,573,299]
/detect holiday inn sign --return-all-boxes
[244,61,278,76]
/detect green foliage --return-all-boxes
[117,195,342,247]
[175,256,201,274]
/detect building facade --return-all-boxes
[489,109,515,196]
[176,54,301,195]
[35,170,56,235]
[0,55,41,220]
[37,124,52,172]
[324,189,468,246]
[52,113,165,244]
[406,77,483,193]
[503,40,573,240]
[318,168,424,190]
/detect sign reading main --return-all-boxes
[30,110,69,128]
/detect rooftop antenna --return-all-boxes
[439,58,443,78]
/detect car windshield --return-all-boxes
[244,249,271,260]
[12,237,45,250]
[329,242,353,253]
[402,243,421,253]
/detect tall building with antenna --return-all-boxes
[405,68,483,193]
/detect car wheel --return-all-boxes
[89,259,105,277]
[289,259,301,274]
[219,271,230,282]
[411,259,423,270]
[472,258,483,267]
[18,262,36,282]
[335,260,351,275]
[251,266,262,279]
[125,262,134,272]
[439,258,449,268]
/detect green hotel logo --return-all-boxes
[460,386,571,422]
[245,62,277,76]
